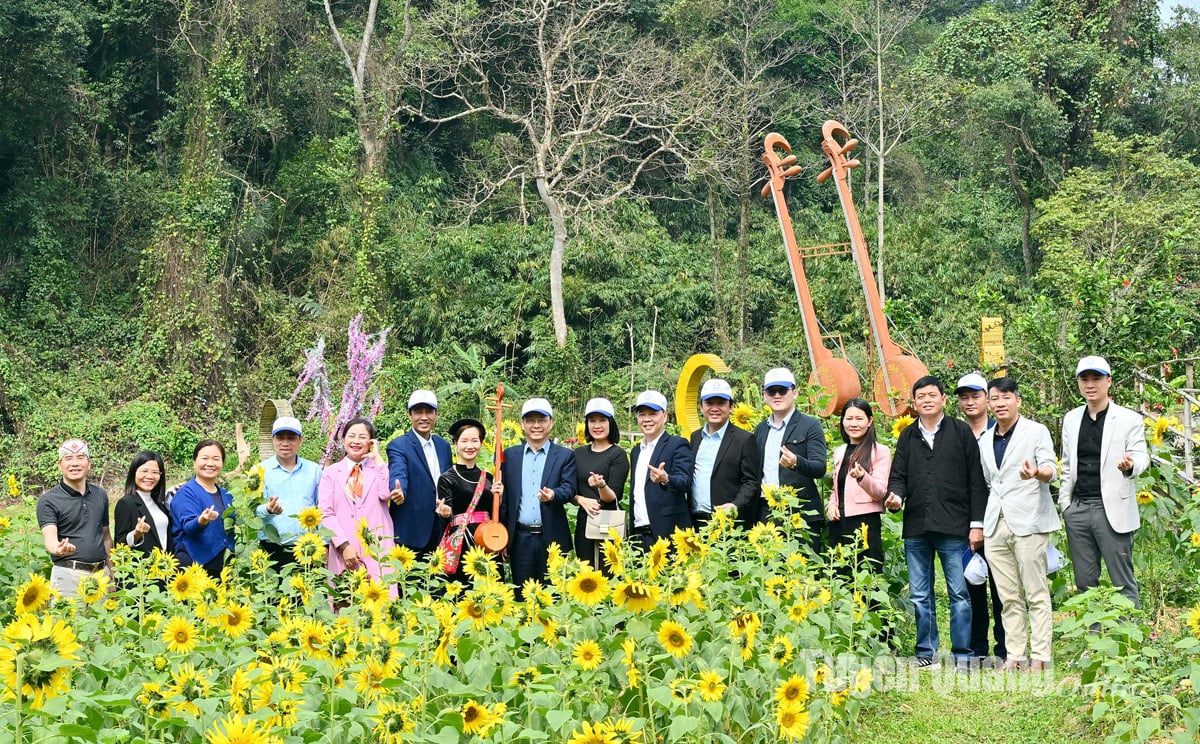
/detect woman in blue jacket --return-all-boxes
[171,439,235,577]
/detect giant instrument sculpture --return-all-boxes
[474,384,509,553]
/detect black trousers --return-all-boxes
[968,544,1007,658]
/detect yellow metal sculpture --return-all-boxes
[675,353,732,440]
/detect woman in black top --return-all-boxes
[572,398,630,571]
[434,419,496,584]
[114,450,173,556]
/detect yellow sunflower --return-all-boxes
[730,402,757,430]
[698,669,726,702]
[669,678,695,704]
[656,620,693,658]
[166,662,213,718]
[646,538,669,579]
[891,414,915,439]
[1187,603,1200,640]
[0,613,81,709]
[246,464,266,500]
[250,549,271,573]
[671,528,707,562]
[297,506,323,532]
[205,714,273,744]
[1137,490,1154,505]
[291,532,325,566]
[389,544,417,571]
[15,574,54,615]
[611,580,662,612]
[601,539,625,577]
[1191,531,1200,548]
[461,545,498,580]
[460,700,501,736]
[776,705,811,740]
[358,578,388,609]
[373,699,415,743]
[573,639,604,670]
[163,615,198,654]
[568,721,619,744]
[299,619,330,659]
[216,603,252,639]
[1148,415,1178,446]
[5,474,17,499]
[0,514,10,532]
[853,667,874,694]
[77,572,108,605]
[770,635,795,664]
[775,674,810,709]
[565,567,610,606]
[510,665,542,686]
[353,656,389,701]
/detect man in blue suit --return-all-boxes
[628,390,693,550]
[386,390,453,557]
[496,397,576,592]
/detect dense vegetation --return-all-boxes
[2,0,1198,483]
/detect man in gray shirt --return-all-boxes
[36,438,112,600]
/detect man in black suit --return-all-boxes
[628,390,693,550]
[497,397,577,592]
[753,367,828,550]
[689,379,761,529]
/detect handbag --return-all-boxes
[439,470,489,574]
[584,509,627,541]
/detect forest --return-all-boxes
[1,0,1198,482]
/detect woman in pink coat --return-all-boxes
[319,417,399,585]
[826,398,895,571]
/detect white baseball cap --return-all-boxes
[954,373,988,394]
[962,549,989,586]
[700,378,733,401]
[521,398,554,418]
[271,416,304,436]
[584,398,616,418]
[634,390,668,412]
[407,390,439,410]
[763,368,797,389]
[1075,356,1111,377]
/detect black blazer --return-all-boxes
[114,491,174,555]
[499,442,577,549]
[887,415,987,539]
[753,410,828,523]
[689,424,762,529]
[629,434,693,538]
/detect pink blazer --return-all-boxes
[828,443,891,518]
[319,456,396,581]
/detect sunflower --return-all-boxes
[15,574,53,615]
[163,615,198,654]
[510,665,542,686]
[168,566,203,603]
[373,700,415,743]
[891,414,915,439]
[1187,603,1200,640]
[776,705,811,740]
[611,581,662,612]
[166,662,213,718]
[656,620,693,658]
[813,664,832,685]
[1149,415,1178,446]
[770,635,795,664]
[138,681,170,718]
[698,669,726,702]
[568,721,619,744]
[0,514,10,531]
[299,619,330,659]
[77,572,108,605]
[775,674,810,709]
[1137,490,1155,505]
[853,667,873,694]
[358,578,388,609]
[646,538,669,579]
[5,474,17,499]
[250,549,271,573]
[246,463,266,500]
[728,610,761,638]
[0,613,81,709]
[546,542,567,574]
[1192,532,1200,548]
[389,544,417,571]
[461,545,498,580]
[297,506,323,532]
[205,714,273,744]
[787,602,809,624]
[565,567,610,606]
[669,678,695,704]
[460,700,501,736]
[731,402,757,430]
[353,656,389,701]
[148,548,177,580]
[216,603,252,639]
[292,532,325,566]
[669,569,706,610]
[601,540,625,577]
[671,528,707,562]
[573,639,604,670]
[575,422,587,441]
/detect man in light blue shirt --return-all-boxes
[256,416,321,568]
[690,379,762,528]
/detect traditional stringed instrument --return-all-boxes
[474,384,509,553]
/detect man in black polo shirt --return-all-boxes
[37,439,112,600]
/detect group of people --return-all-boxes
[36,355,1149,673]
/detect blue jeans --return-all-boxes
[905,532,973,660]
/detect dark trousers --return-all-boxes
[259,540,297,571]
[509,529,551,596]
[1064,499,1140,608]
[968,544,1007,659]
[199,551,226,579]
[828,512,884,570]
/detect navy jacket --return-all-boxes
[499,441,577,549]
[753,411,828,524]
[629,434,693,538]
[386,431,453,550]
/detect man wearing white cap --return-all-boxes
[254,416,322,567]
[37,439,113,600]
[753,367,828,548]
[497,398,577,590]
[689,379,761,529]
[1059,356,1148,607]
[386,390,453,556]
[955,371,1006,664]
[628,389,693,549]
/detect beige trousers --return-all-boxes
[49,565,98,601]
[986,515,1053,662]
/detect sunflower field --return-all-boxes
[0,480,893,744]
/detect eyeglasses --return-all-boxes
[763,386,794,397]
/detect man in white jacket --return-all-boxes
[1059,355,1149,608]
[979,377,1059,671]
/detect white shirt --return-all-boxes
[418,433,441,479]
[632,434,663,528]
[918,414,944,448]
[129,490,170,549]
[761,410,794,486]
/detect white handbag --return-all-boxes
[584,509,627,541]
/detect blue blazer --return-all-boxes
[386,431,453,550]
[630,434,694,538]
[170,478,235,567]
[500,442,577,549]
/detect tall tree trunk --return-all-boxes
[708,187,730,349]
[537,177,570,346]
[1005,145,1035,276]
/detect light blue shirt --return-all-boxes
[761,410,793,487]
[255,456,321,545]
[692,422,728,513]
[519,444,548,526]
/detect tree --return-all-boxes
[399,0,707,346]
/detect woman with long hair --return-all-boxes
[171,440,235,577]
[571,398,630,571]
[114,450,173,556]
[826,398,892,570]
